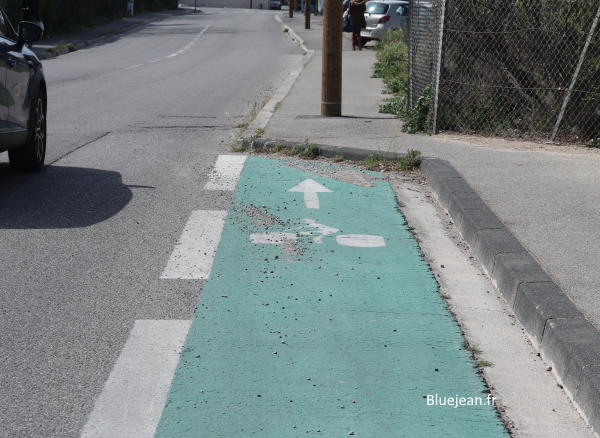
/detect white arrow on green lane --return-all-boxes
[288,179,332,209]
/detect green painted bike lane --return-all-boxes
[156,157,508,437]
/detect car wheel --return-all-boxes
[9,89,47,172]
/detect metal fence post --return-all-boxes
[431,0,447,135]
[550,3,600,142]
[407,0,414,109]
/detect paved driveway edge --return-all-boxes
[246,138,600,433]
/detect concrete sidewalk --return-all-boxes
[268,13,600,432]
[31,8,191,60]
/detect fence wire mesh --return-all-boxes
[408,0,600,143]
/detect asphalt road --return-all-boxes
[0,8,301,437]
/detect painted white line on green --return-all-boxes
[250,232,298,244]
[80,320,191,438]
[204,155,247,191]
[336,234,386,247]
[161,210,227,279]
[288,179,332,209]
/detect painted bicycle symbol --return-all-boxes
[250,218,385,248]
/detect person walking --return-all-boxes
[348,0,366,51]
[127,0,135,16]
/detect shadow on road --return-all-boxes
[0,165,132,229]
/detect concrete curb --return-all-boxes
[34,8,192,60]
[421,158,600,433]
[275,14,311,55]
[249,138,600,433]
[245,16,314,134]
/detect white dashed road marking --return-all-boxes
[123,24,210,71]
[204,155,247,191]
[80,320,191,438]
[161,210,227,280]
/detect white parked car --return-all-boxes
[361,1,409,44]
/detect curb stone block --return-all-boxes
[471,229,525,273]
[449,203,504,244]
[541,318,600,399]
[492,252,552,305]
[514,282,582,345]
[576,366,600,432]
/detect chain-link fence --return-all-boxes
[408,0,600,143]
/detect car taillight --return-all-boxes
[378,15,390,24]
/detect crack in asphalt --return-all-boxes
[47,132,112,166]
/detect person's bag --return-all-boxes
[342,10,352,32]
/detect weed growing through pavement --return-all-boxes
[334,154,345,162]
[396,149,422,170]
[475,360,493,368]
[48,42,77,55]
[363,150,422,171]
[274,101,282,112]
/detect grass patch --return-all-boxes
[475,360,494,368]
[465,343,482,355]
[396,149,422,171]
[363,153,386,170]
[230,138,320,159]
[274,101,282,112]
[334,154,344,162]
[363,150,422,171]
[587,137,600,148]
[254,128,265,138]
[299,143,320,159]
[48,42,77,55]
[373,30,432,133]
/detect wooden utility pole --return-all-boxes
[305,0,311,29]
[321,0,342,116]
[289,0,294,17]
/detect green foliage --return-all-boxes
[439,0,600,140]
[0,0,178,36]
[379,95,406,118]
[374,30,433,133]
[402,85,432,134]
[298,140,319,159]
[363,150,423,171]
[587,138,600,148]
[396,149,422,171]
[363,153,385,170]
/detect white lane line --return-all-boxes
[122,24,210,70]
[165,24,210,59]
[161,210,227,279]
[80,320,191,438]
[204,155,247,191]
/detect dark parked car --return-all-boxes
[0,9,46,171]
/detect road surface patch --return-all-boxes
[155,157,507,437]
[80,320,191,438]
